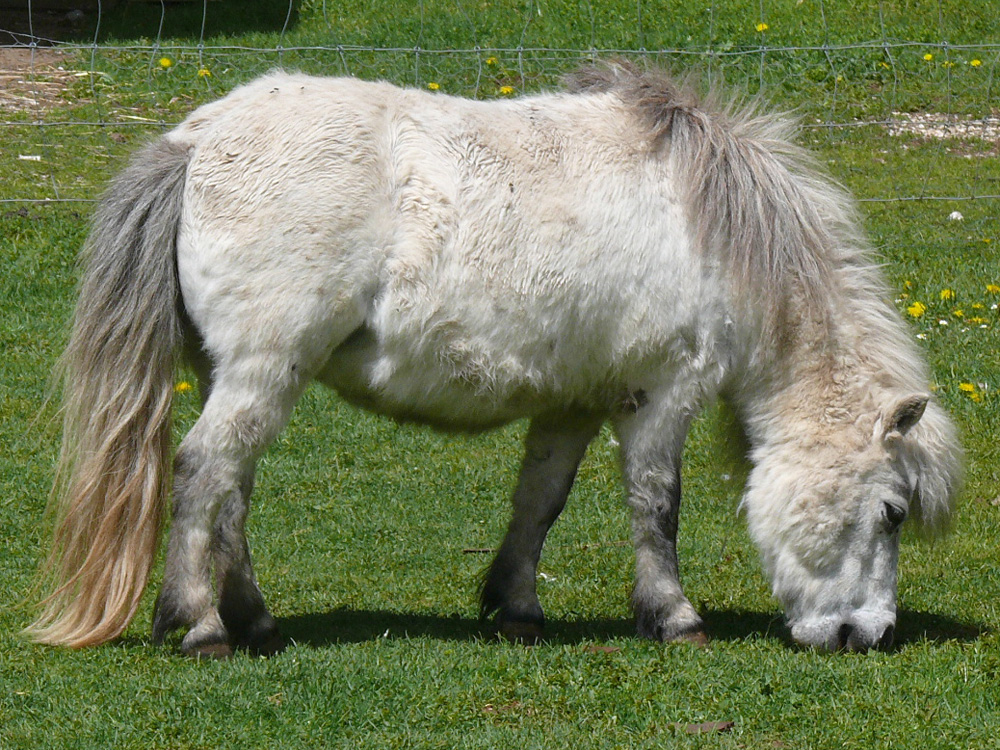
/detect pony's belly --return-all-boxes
[317,328,551,431]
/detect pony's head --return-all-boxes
[742,392,961,651]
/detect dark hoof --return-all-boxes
[499,619,545,645]
[184,642,234,660]
[636,612,706,644]
[674,630,709,647]
[246,632,286,657]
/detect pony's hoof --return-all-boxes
[184,641,234,660]
[498,619,545,645]
[673,630,709,647]
[247,632,286,657]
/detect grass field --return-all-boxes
[2,2,1000,748]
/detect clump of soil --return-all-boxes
[0,47,78,114]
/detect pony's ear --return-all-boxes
[881,393,929,442]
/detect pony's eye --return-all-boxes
[883,502,907,532]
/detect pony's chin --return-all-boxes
[789,612,896,652]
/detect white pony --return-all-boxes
[28,63,962,656]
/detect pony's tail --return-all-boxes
[25,138,191,647]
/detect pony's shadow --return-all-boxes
[278,607,985,650]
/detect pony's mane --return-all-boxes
[566,62,872,347]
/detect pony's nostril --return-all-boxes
[877,625,895,651]
[837,623,855,650]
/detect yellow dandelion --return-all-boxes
[756,22,769,32]
[953,309,964,318]
[159,56,173,69]
[174,381,193,393]
[907,301,927,318]
[971,59,982,67]
[939,288,955,301]
[499,85,514,96]
[486,56,498,66]
[972,303,985,310]
[428,82,440,91]
[923,53,934,62]
[987,284,1000,294]
[943,60,955,69]
[903,280,914,290]
[959,383,983,402]
[197,68,211,78]
[969,316,988,325]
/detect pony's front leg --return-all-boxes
[613,398,706,644]
[481,413,602,643]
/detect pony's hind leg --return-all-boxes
[481,413,602,643]
[213,470,285,655]
[613,393,706,644]
[152,366,306,657]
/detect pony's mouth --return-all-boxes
[789,612,896,652]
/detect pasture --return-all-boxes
[2,1,1000,747]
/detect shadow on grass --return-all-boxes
[278,606,986,650]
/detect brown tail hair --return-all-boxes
[25,138,191,647]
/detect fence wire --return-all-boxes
[1,0,999,204]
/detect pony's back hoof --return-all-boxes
[247,633,286,657]
[185,642,235,660]
[498,620,545,645]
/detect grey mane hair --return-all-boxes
[567,62,874,350]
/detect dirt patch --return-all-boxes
[0,46,79,114]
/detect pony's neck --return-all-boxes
[732,306,902,454]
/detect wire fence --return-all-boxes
[1,0,999,204]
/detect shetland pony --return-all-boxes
[28,64,961,655]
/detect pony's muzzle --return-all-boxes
[791,613,896,652]
[837,622,895,652]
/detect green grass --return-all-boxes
[3,1,1000,748]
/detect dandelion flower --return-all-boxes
[499,85,514,96]
[959,383,983,402]
[907,301,926,318]
[197,68,211,78]
[428,82,440,91]
[159,56,173,69]
[953,309,964,318]
[939,288,955,301]
[971,59,982,67]
[175,381,193,393]
[756,22,769,32]
[923,53,934,62]
[486,57,498,66]
[987,284,1000,294]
